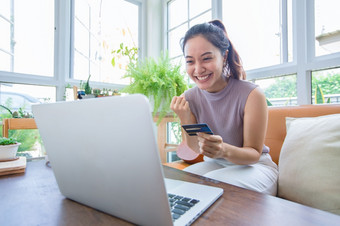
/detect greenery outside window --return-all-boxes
[254,74,297,106]
[312,68,340,104]
[0,83,56,159]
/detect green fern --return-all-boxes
[122,51,188,124]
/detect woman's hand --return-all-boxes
[170,95,195,124]
[197,133,225,159]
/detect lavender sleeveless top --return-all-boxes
[184,77,269,154]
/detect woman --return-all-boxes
[170,20,278,195]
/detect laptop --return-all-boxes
[32,94,223,226]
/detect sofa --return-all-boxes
[164,104,340,215]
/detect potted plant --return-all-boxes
[0,105,37,158]
[0,137,21,161]
[122,51,188,124]
[92,88,101,97]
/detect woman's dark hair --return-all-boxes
[181,20,246,80]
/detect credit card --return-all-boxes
[182,123,213,136]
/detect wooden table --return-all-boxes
[1,160,339,226]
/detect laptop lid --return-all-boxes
[32,94,222,226]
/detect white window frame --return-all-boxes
[165,0,340,105]
[0,0,145,101]
[165,0,213,61]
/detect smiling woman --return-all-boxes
[170,21,279,195]
[183,36,227,93]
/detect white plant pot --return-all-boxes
[0,143,21,161]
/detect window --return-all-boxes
[222,0,292,70]
[167,0,212,60]
[312,68,340,104]
[0,83,56,159]
[0,0,144,160]
[0,0,54,76]
[167,0,212,85]
[314,0,340,57]
[254,74,297,106]
[0,0,55,109]
[73,0,140,84]
[0,0,142,101]
[166,0,340,107]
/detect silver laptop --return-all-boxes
[32,94,223,226]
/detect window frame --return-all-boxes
[0,0,14,72]
[0,0,144,101]
[165,0,340,105]
[166,0,213,60]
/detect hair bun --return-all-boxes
[209,19,226,33]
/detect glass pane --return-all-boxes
[0,0,11,18]
[74,0,90,28]
[312,68,340,104]
[315,0,340,56]
[169,23,188,58]
[0,83,55,159]
[74,19,90,56]
[73,0,139,85]
[0,83,55,113]
[74,51,89,80]
[222,0,281,70]
[0,51,11,71]
[0,19,11,52]
[13,0,54,76]
[189,11,212,27]
[254,74,297,106]
[189,0,211,19]
[90,35,100,62]
[90,61,100,81]
[168,0,187,29]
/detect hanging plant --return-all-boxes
[122,51,188,124]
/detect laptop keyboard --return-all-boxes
[168,193,200,222]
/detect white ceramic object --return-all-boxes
[0,143,21,160]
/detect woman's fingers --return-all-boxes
[171,96,189,113]
[197,133,221,142]
[197,133,223,158]
[171,95,196,125]
[171,96,184,107]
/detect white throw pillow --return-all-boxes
[278,113,340,215]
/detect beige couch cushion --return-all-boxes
[278,113,340,215]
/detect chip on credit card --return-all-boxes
[182,123,214,136]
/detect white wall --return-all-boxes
[145,0,163,59]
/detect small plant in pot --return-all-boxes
[0,137,21,161]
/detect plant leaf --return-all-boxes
[315,84,325,104]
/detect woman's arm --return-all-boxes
[197,87,268,165]
[170,95,201,153]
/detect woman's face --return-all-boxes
[184,35,228,93]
